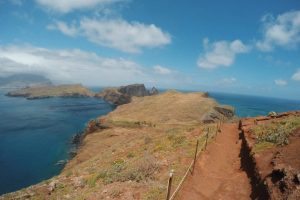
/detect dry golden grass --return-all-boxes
[8,84,94,98]
[106,90,217,124]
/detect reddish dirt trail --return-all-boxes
[176,123,252,200]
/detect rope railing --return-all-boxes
[165,117,224,200]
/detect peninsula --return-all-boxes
[6,84,94,99]
[0,90,234,199]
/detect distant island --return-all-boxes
[6,83,159,105]
[6,84,94,99]
[0,74,52,89]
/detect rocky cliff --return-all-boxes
[96,84,158,105]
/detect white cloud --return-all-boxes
[292,69,300,81]
[48,18,171,53]
[0,44,189,88]
[197,39,250,69]
[47,21,78,37]
[153,65,173,75]
[0,45,146,86]
[35,0,118,13]
[256,10,300,51]
[274,79,287,86]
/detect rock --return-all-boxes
[71,133,83,146]
[148,87,159,95]
[214,105,235,118]
[95,88,131,105]
[48,181,56,193]
[296,174,300,183]
[202,105,235,123]
[268,111,278,117]
[96,84,159,105]
[73,177,85,188]
[118,84,148,97]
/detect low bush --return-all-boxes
[253,116,300,146]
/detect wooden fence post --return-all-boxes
[205,127,209,150]
[166,170,174,200]
[191,139,199,175]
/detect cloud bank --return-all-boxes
[35,0,119,13]
[197,38,249,69]
[257,10,300,51]
[0,44,187,88]
[48,18,171,53]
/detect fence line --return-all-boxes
[166,118,224,200]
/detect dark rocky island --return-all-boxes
[95,84,159,105]
[6,84,94,99]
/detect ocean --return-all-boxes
[0,89,115,195]
[0,89,300,195]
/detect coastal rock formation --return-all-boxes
[202,105,235,123]
[118,84,148,97]
[96,84,158,105]
[6,84,94,99]
[149,87,159,95]
[95,88,131,105]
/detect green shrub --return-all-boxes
[253,116,300,146]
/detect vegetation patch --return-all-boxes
[143,186,165,200]
[98,156,159,185]
[252,116,300,147]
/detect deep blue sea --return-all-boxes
[0,89,300,195]
[0,89,115,195]
[209,92,300,117]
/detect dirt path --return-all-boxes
[176,123,252,200]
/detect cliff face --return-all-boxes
[6,84,94,99]
[96,84,158,105]
[95,88,131,105]
[118,84,148,97]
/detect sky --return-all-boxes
[0,0,300,100]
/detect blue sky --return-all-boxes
[0,0,300,100]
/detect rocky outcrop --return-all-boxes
[202,105,235,123]
[96,84,159,105]
[149,87,159,95]
[6,84,94,100]
[118,84,148,97]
